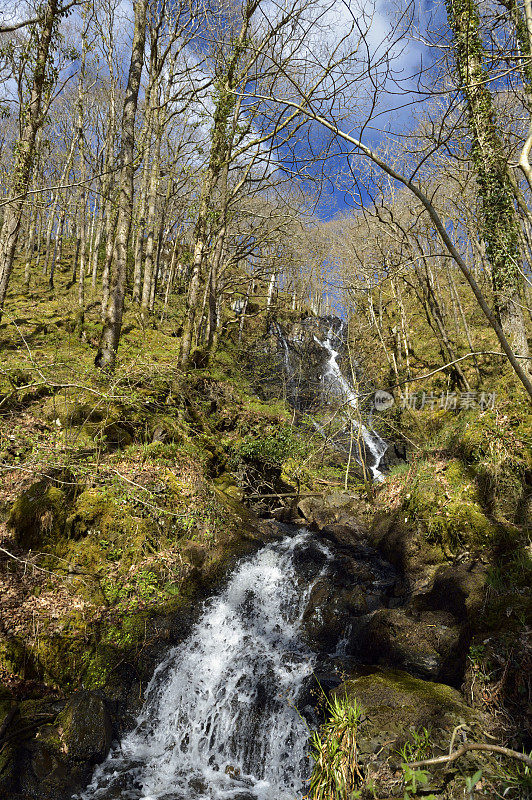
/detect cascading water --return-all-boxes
[271,317,388,481]
[80,532,331,800]
[315,327,388,481]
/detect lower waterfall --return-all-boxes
[81,532,331,800]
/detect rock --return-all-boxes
[412,563,485,621]
[55,689,113,763]
[292,540,329,581]
[183,541,208,569]
[297,494,366,541]
[0,743,18,796]
[8,470,77,549]
[296,496,322,526]
[323,491,356,511]
[20,690,114,799]
[320,522,365,549]
[347,607,462,681]
[300,545,396,653]
[302,578,354,651]
[329,668,484,796]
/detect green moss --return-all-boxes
[336,668,468,717]
[8,481,68,549]
[428,499,496,547]
[444,459,477,501]
[0,638,37,680]
[68,489,110,534]
[401,457,496,552]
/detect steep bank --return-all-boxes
[291,404,531,799]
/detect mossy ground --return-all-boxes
[0,256,315,697]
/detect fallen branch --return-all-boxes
[247,492,323,500]
[408,743,532,770]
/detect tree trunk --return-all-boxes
[447,0,531,371]
[141,117,162,319]
[179,0,259,369]
[0,0,60,316]
[96,0,148,368]
[23,198,37,289]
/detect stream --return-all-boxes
[81,531,332,800]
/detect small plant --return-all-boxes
[464,769,482,799]
[402,764,436,799]
[490,753,532,798]
[308,692,362,800]
[400,727,432,762]
[398,728,436,799]
[230,423,305,467]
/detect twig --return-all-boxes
[408,743,532,769]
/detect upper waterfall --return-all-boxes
[272,316,389,481]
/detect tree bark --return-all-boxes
[0,0,60,316]
[179,0,259,368]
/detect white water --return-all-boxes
[315,328,387,481]
[81,532,330,800]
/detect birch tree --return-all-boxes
[95,0,149,368]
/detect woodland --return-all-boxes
[0,0,530,798]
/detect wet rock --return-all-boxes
[292,540,328,580]
[301,545,396,653]
[302,578,353,650]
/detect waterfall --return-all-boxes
[316,328,388,481]
[271,317,388,480]
[275,322,293,384]
[80,532,331,800]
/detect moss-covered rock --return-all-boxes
[65,489,111,539]
[16,690,113,799]
[9,480,69,550]
[347,607,462,681]
[55,690,113,763]
[330,668,485,797]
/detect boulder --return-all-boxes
[8,471,77,550]
[296,494,366,545]
[55,689,113,763]
[300,546,396,653]
[412,563,486,621]
[20,690,114,799]
[347,607,462,681]
[330,668,484,797]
